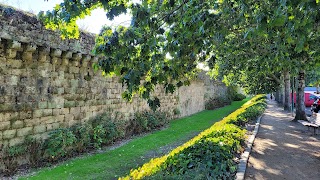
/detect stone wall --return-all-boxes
[0,5,227,147]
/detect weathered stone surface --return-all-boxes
[11,120,24,129]
[0,4,228,148]
[3,129,17,139]
[17,127,33,137]
[9,137,24,146]
[0,121,10,130]
[34,125,46,134]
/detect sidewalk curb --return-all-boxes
[235,115,263,180]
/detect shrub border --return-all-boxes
[119,94,266,179]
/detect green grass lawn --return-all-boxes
[21,99,248,180]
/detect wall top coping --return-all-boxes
[0,3,96,55]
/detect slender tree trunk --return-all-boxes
[294,71,307,121]
[275,89,281,103]
[317,83,319,94]
[284,71,290,111]
[280,85,284,105]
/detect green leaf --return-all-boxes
[272,16,286,27]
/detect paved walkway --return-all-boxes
[245,100,320,180]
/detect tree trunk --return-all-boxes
[275,89,281,103]
[283,71,290,111]
[294,71,307,121]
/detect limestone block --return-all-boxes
[0,121,10,130]
[0,113,10,122]
[19,110,32,119]
[69,67,80,74]
[32,132,49,141]
[62,108,70,115]
[33,109,43,118]
[38,101,48,109]
[52,122,60,129]
[62,51,73,59]
[47,102,57,109]
[7,75,19,85]
[62,58,70,66]
[41,116,54,124]
[22,51,33,61]
[9,137,24,146]
[17,127,33,137]
[72,53,82,61]
[52,109,61,116]
[0,131,2,140]
[33,125,46,134]
[25,44,37,52]
[54,115,65,123]
[51,49,62,57]
[0,140,9,147]
[6,49,17,59]
[64,101,76,108]
[70,79,79,88]
[65,114,75,122]
[46,123,56,131]
[68,120,77,127]
[43,109,53,117]
[24,118,40,127]
[11,120,24,129]
[57,87,64,94]
[3,129,16,139]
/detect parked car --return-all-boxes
[292,93,320,107]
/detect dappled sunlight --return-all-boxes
[248,157,282,175]
[284,143,300,149]
[260,124,274,130]
[284,133,303,139]
[246,101,320,179]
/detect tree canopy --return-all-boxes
[40,0,320,112]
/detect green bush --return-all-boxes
[205,96,231,110]
[130,111,169,134]
[0,144,26,176]
[90,113,121,148]
[71,124,92,153]
[157,125,244,179]
[233,93,246,101]
[44,128,76,161]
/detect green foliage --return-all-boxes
[233,93,246,101]
[156,125,244,179]
[130,111,169,134]
[205,97,231,110]
[44,128,77,161]
[0,144,26,176]
[120,95,266,179]
[71,124,92,153]
[24,137,44,167]
[91,113,120,148]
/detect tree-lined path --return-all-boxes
[245,100,320,180]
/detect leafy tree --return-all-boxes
[40,0,320,118]
[208,0,320,120]
[306,66,320,94]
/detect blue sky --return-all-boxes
[0,0,131,34]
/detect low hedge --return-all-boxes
[120,94,266,179]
